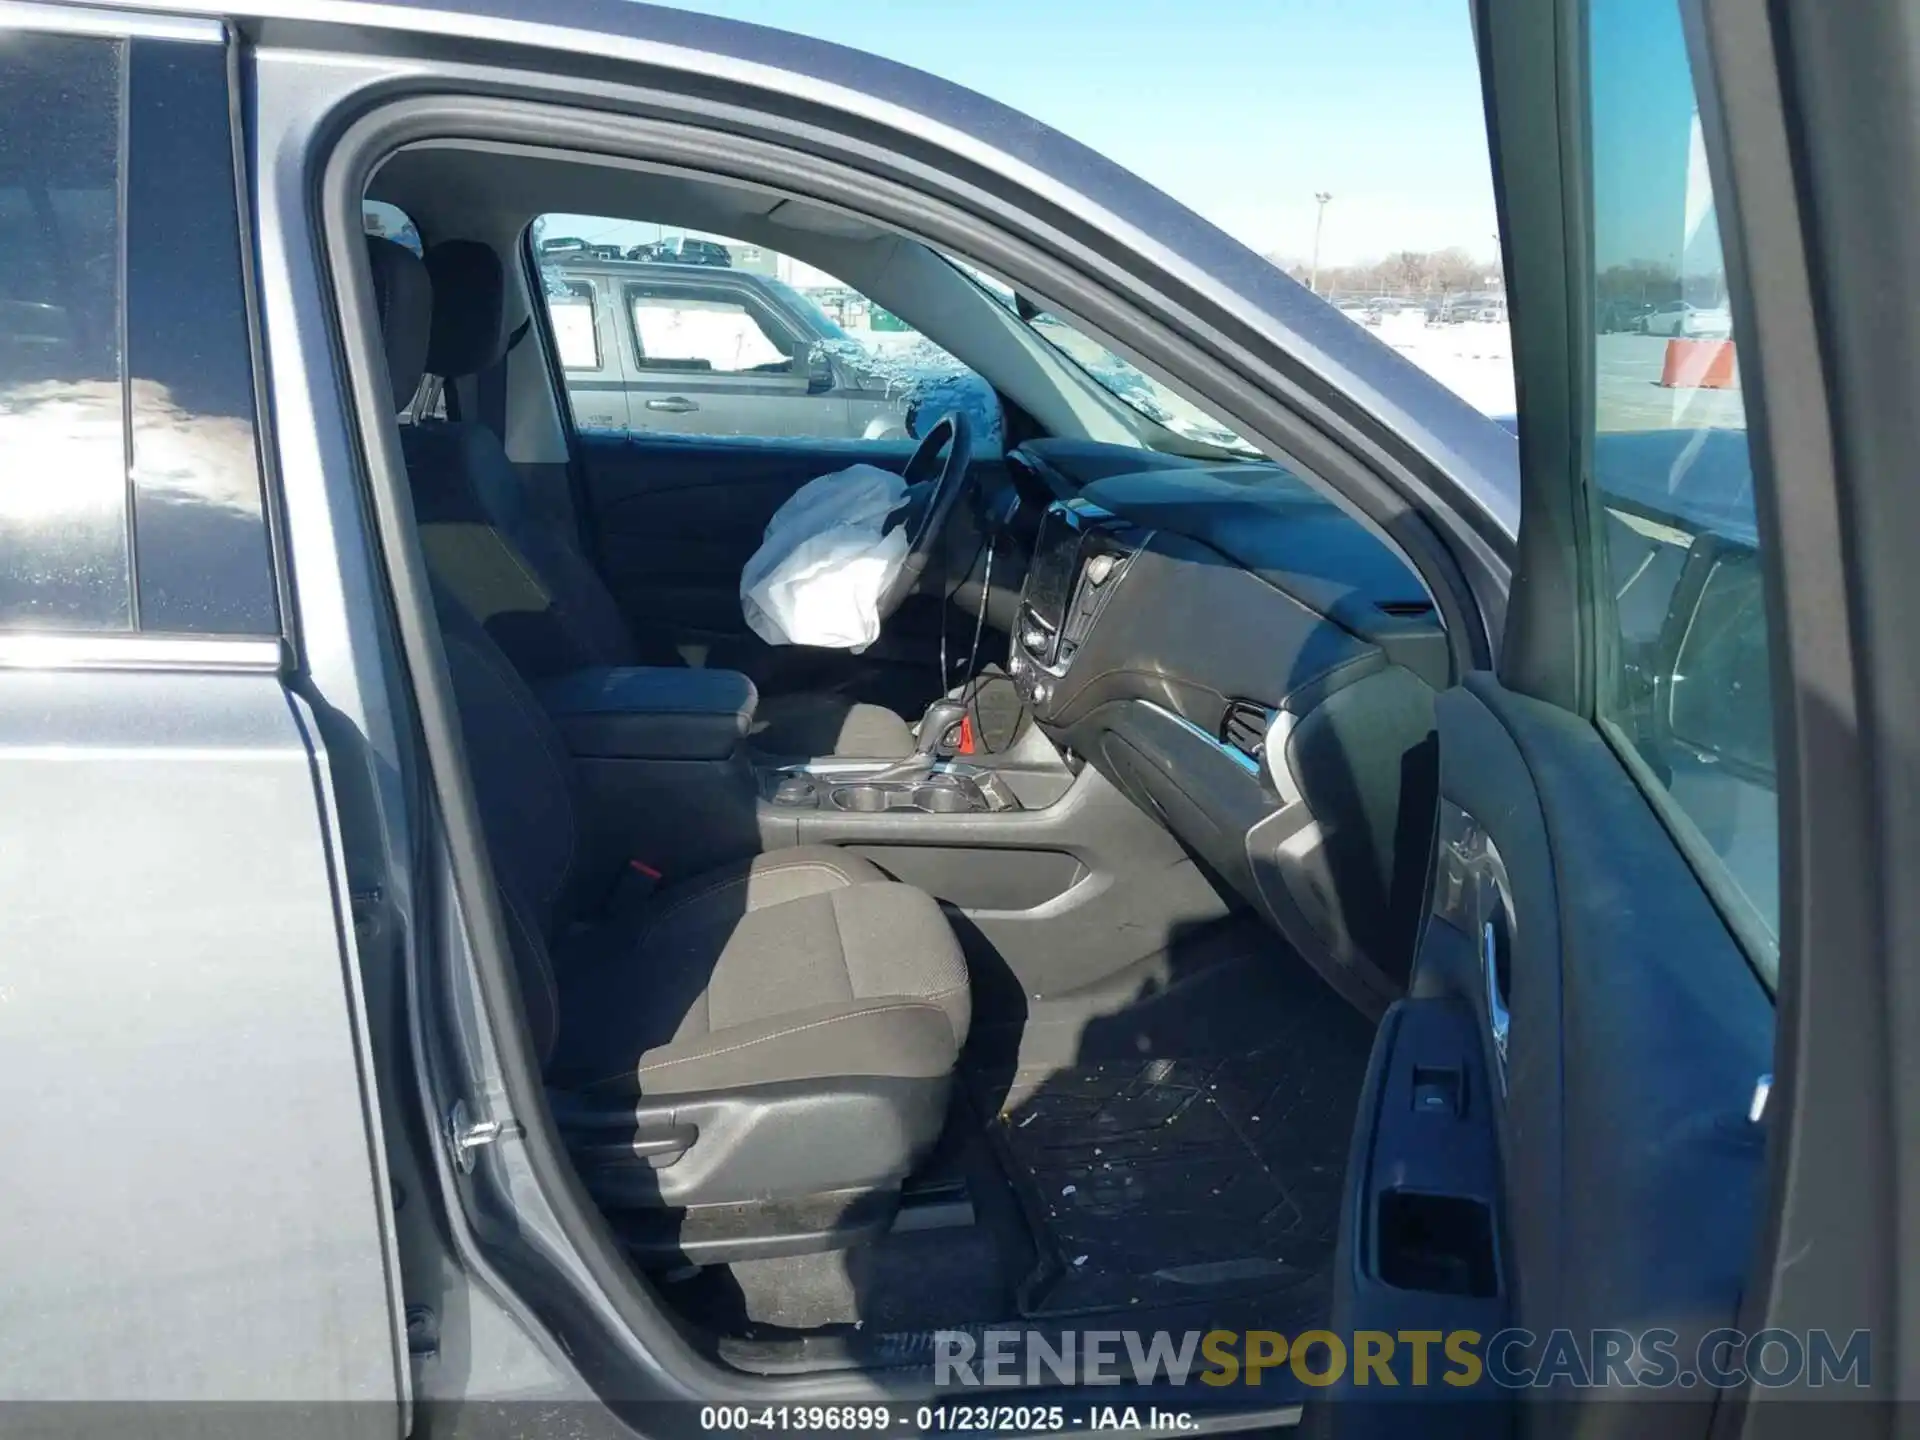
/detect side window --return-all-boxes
[363,199,421,256]
[0,30,278,639]
[626,285,794,374]
[124,38,278,635]
[1585,2,1779,968]
[530,213,1001,446]
[0,32,130,630]
[547,279,601,372]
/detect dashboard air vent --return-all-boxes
[1220,700,1274,763]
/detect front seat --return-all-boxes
[432,581,970,1259]
[368,234,916,759]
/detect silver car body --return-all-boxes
[0,0,1519,1422]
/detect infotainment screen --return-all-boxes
[1023,505,1081,629]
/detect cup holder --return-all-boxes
[827,779,986,814]
[913,785,973,814]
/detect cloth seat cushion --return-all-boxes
[551,848,970,1097]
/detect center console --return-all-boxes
[759,758,1020,814]
[1008,498,1147,715]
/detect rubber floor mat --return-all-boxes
[974,1031,1369,1317]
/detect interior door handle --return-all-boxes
[646,396,699,413]
[1482,919,1510,1082]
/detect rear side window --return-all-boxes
[0,29,278,638]
[0,33,128,629]
[547,279,600,370]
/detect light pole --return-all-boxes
[1309,192,1334,296]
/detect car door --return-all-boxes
[1323,0,1792,1429]
[545,271,630,433]
[617,272,847,438]
[0,16,405,1417]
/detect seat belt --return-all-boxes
[477,317,532,444]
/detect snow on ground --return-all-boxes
[1362,312,1744,431]
[854,305,1741,435]
[1372,314,1517,417]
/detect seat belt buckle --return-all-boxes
[955,713,977,755]
[614,858,663,912]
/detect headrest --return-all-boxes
[424,240,507,379]
[365,236,431,410]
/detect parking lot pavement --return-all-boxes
[1596,332,1745,432]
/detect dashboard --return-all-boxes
[1003,441,1451,1014]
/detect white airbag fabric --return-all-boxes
[741,463,909,650]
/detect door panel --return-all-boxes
[1326,678,1773,1428]
[1448,680,1771,1360]
[624,371,849,438]
[576,430,921,650]
[0,672,403,1412]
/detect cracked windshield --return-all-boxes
[485,0,1512,454]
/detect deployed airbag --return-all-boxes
[741,464,908,650]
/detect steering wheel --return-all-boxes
[876,409,974,621]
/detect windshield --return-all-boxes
[952,261,1261,457]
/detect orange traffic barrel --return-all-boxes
[1660,338,1739,389]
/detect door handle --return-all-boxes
[1481,919,1510,1084]
[646,396,699,414]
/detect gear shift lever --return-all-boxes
[860,698,968,783]
[914,698,969,757]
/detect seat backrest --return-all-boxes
[366,234,588,1063]
[402,417,635,678]
[373,233,639,680]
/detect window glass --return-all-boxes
[0,32,130,631]
[547,279,600,370]
[953,260,1259,458]
[124,39,278,636]
[531,214,1001,445]
[1586,0,1778,971]
[628,287,792,374]
[362,200,421,256]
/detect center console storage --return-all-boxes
[536,666,757,761]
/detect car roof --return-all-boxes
[555,259,760,281]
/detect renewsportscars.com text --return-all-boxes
[934,1327,1871,1390]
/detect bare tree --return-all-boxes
[1266,246,1503,303]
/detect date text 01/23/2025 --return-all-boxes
[697,1404,1199,1431]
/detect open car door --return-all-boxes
[1320,0,1907,1433]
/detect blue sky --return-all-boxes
[625,0,1500,265]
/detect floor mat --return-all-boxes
[968,945,1374,1317]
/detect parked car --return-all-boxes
[1636,298,1735,336]
[0,0,1904,1433]
[542,255,993,440]
[1597,298,1645,332]
[625,234,732,266]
